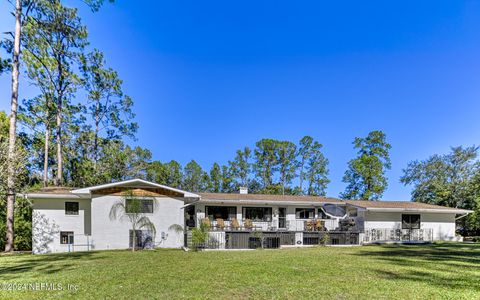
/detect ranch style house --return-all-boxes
[28,179,472,253]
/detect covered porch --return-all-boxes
[186,202,352,232]
[185,200,362,249]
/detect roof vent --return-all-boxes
[239,187,248,194]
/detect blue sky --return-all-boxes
[1,1,480,199]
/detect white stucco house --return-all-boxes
[29,179,472,254]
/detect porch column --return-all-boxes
[272,206,279,229]
[236,205,242,222]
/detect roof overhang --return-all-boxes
[359,207,473,214]
[71,179,200,198]
[27,179,200,199]
[22,193,89,200]
[198,198,344,206]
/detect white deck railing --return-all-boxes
[207,220,276,231]
[205,219,339,232]
[286,219,339,231]
[363,228,433,243]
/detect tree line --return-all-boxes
[145,131,391,200]
[147,137,329,196]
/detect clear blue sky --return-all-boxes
[1,1,480,199]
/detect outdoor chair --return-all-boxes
[305,220,314,231]
[244,219,253,230]
[315,219,325,231]
[216,218,225,230]
[231,218,240,230]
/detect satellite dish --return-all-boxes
[321,203,347,219]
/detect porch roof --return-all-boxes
[346,200,473,214]
[198,193,343,205]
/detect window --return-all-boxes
[317,209,328,219]
[126,199,154,214]
[206,206,236,220]
[129,230,154,249]
[296,208,315,219]
[243,207,272,222]
[60,231,74,244]
[402,214,420,229]
[65,202,79,215]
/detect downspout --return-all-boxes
[455,212,472,220]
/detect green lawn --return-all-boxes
[0,243,479,299]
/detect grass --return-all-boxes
[0,243,479,299]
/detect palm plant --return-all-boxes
[191,221,209,250]
[168,224,184,247]
[109,191,157,252]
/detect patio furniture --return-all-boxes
[305,220,314,231]
[231,218,240,230]
[244,219,253,230]
[315,219,325,231]
[216,218,225,230]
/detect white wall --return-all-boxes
[33,195,186,253]
[32,198,91,254]
[364,211,457,241]
[90,195,185,250]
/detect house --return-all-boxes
[29,179,472,254]
[30,179,198,254]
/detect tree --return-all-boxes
[401,146,480,235]
[0,40,12,75]
[0,114,28,195]
[62,130,92,186]
[80,49,137,167]
[109,191,157,252]
[123,146,152,180]
[3,0,112,251]
[20,95,56,187]
[201,172,211,192]
[209,163,222,193]
[298,136,314,194]
[22,0,88,186]
[146,161,166,183]
[305,141,330,196]
[341,130,391,200]
[401,146,479,208]
[4,0,24,253]
[229,147,251,188]
[0,111,29,252]
[183,160,206,192]
[94,139,128,183]
[277,141,297,195]
[69,139,152,186]
[162,160,183,188]
[221,165,235,193]
[254,139,279,189]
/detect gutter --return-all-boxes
[22,193,89,199]
[180,198,201,209]
[364,207,473,214]
[198,199,342,206]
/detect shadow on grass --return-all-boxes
[0,251,100,280]
[355,243,480,291]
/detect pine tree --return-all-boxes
[209,163,222,192]
[341,131,391,200]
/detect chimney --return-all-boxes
[239,187,248,194]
